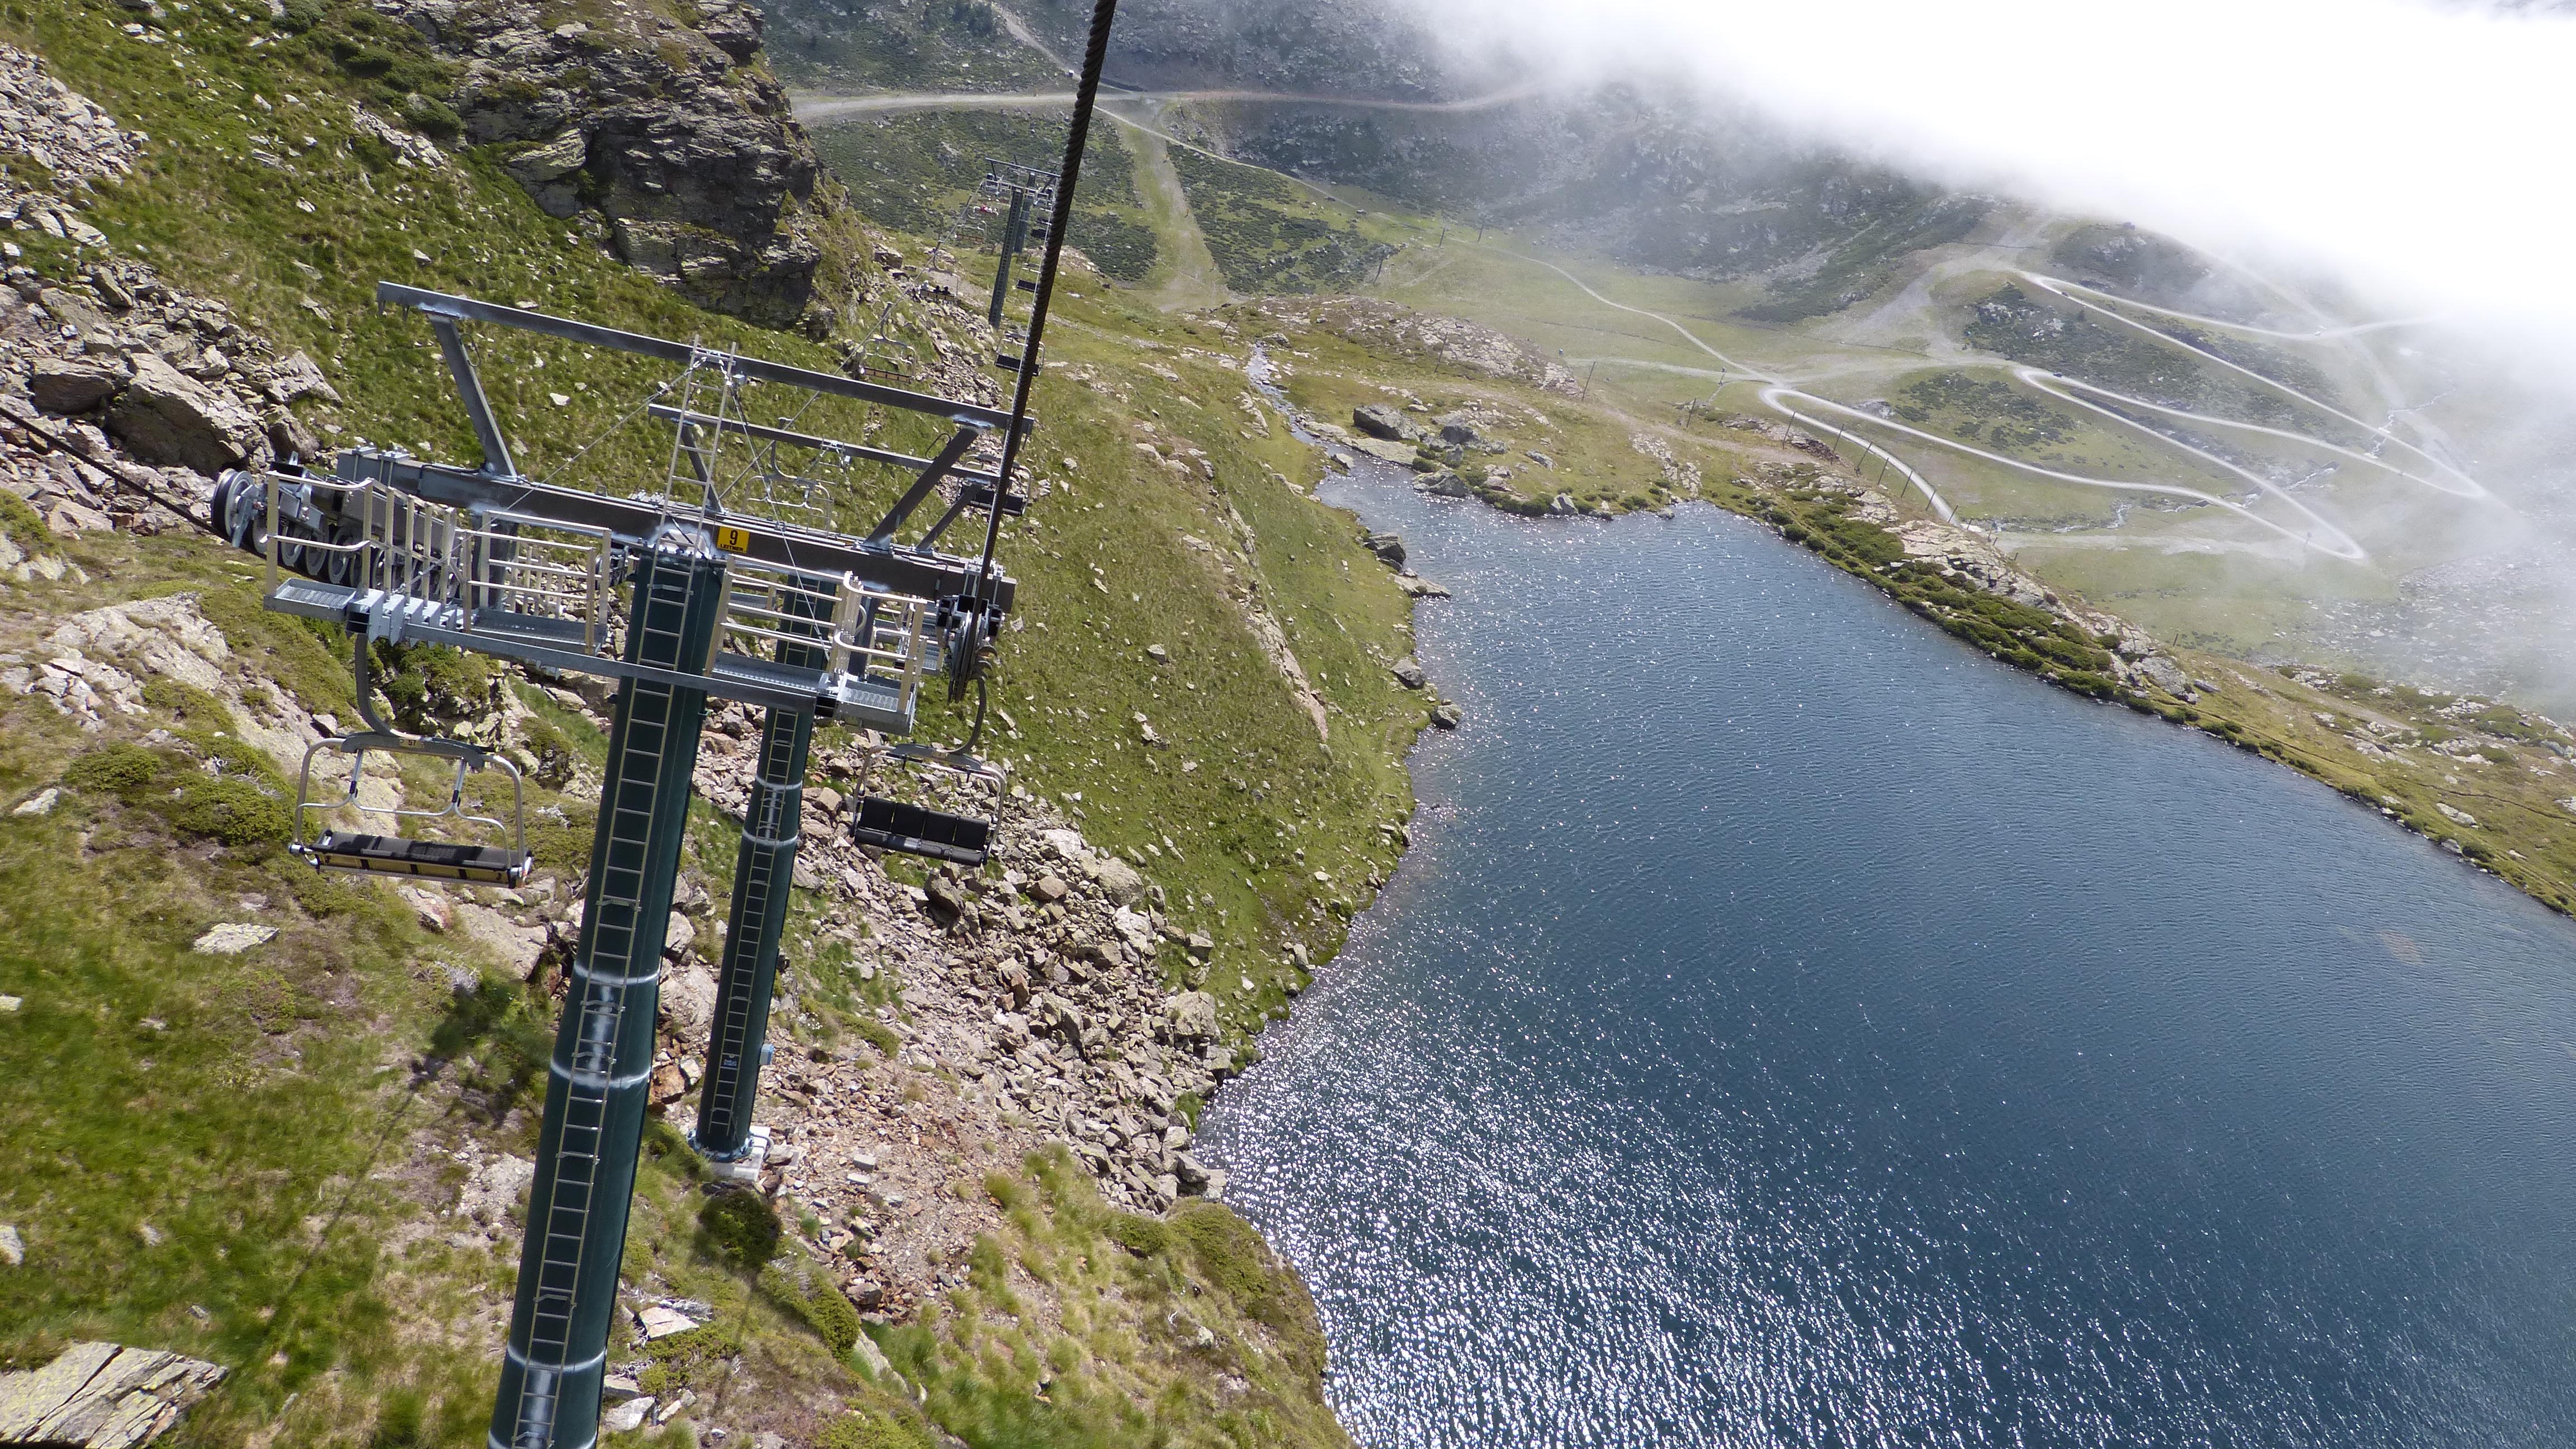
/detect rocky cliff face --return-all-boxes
[396,0,829,331]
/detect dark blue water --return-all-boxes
[1201,470,2576,1448]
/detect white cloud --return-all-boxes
[1416,0,2576,366]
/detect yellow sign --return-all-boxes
[714,525,752,553]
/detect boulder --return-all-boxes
[442,3,823,328]
[1352,403,1417,442]
[660,960,718,1033]
[1163,990,1219,1041]
[28,357,122,415]
[1093,855,1147,908]
[503,129,590,218]
[1434,413,1480,446]
[108,352,258,473]
[1430,701,1463,730]
[262,350,339,405]
[0,1341,226,1449]
[1361,531,1407,567]
[266,408,321,466]
[1348,436,1418,465]
[2135,655,2191,695]
[456,903,547,978]
[35,287,113,340]
[694,0,763,60]
[453,1153,536,1230]
[1391,657,1428,690]
[48,500,113,536]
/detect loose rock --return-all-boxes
[190,923,276,955]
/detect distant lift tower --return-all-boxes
[980,157,1061,370]
[209,0,1126,1439]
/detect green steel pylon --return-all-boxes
[491,546,724,1449]
[692,574,835,1167]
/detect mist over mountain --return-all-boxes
[982,0,2576,706]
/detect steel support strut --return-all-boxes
[489,548,723,1449]
[692,578,834,1163]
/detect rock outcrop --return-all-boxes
[1,45,321,541]
[396,0,828,330]
[0,1342,225,1448]
[1262,297,1582,394]
[107,352,263,475]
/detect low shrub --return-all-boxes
[697,1185,781,1272]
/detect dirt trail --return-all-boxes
[1107,104,1228,311]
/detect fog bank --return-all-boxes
[1412,0,2576,370]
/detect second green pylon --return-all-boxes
[692,574,835,1174]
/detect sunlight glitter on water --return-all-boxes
[1203,467,2576,1448]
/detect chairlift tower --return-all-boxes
[208,0,1126,1438]
[215,284,1029,1447]
[979,157,1061,362]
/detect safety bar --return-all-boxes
[290,732,529,861]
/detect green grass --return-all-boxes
[940,287,1425,1027]
[811,111,1158,282]
[864,1149,1344,1449]
[0,685,515,1442]
[1732,192,1984,325]
[1895,371,2073,450]
[1167,146,1392,295]
[1961,282,2342,437]
[764,0,1060,96]
[1256,309,1746,517]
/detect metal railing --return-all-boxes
[254,468,939,717]
[825,576,935,708]
[460,509,615,651]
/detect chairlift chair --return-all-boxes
[847,738,1006,869]
[290,643,534,888]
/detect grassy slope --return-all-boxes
[0,4,1408,1446]
[1162,146,1389,296]
[768,0,1063,96]
[809,111,1162,284]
